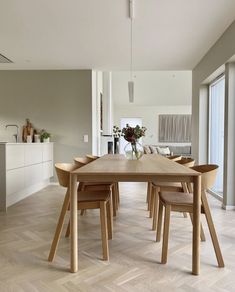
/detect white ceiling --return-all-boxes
[0,0,235,70]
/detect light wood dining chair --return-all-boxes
[74,156,91,167]
[167,155,182,161]
[146,155,182,208]
[75,156,120,217]
[48,163,113,262]
[86,154,99,160]
[157,164,224,268]
[150,158,196,230]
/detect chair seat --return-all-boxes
[152,181,183,191]
[83,182,113,192]
[84,182,113,186]
[78,190,110,203]
[160,191,194,206]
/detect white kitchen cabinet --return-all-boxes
[6,144,25,170]
[43,143,53,162]
[0,142,53,212]
[25,144,43,165]
[42,161,53,180]
[24,164,43,187]
[6,168,25,196]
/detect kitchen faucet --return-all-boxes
[5,124,19,142]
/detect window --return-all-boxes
[208,75,225,195]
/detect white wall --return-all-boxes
[112,71,192,106]
[114,105,191,146]
[112,71,192,146]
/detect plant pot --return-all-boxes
[34,134,40,143]
[114,137,120,154]
[124,141,144,160]
[43,137,50,143]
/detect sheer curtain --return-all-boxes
[209,76,225,194]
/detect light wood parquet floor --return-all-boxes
[0,182,235,292]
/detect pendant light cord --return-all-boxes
[130,16,133,81]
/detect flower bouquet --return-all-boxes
[122,124,147,160]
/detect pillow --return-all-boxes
[156,146,170,156]
[149,145,158,154]
[143,145,151,154]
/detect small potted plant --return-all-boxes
[40,130,51,143]
[112,125,123,154]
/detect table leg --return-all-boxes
[70,173,78,273]
[192,175,201,275]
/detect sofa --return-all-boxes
[143,144,191,157]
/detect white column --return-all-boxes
[198,85,209,164]
[102,72,113,135]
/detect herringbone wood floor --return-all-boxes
[0,182,234,292]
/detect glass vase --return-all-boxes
[124,141,144,160]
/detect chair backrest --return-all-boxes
[55,163,78,188]
[86,154,99,161]
[167,155,182,161]
[191,164,218,190]
[74,157,91,167]
[85,155,99,163]
[177,157,195,167]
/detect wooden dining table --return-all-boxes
[69,154,201,275]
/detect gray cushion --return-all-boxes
[144,145,191,156]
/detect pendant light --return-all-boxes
[128,0,134,103]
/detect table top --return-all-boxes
[72,154,199,182]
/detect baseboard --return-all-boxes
[222,204,235,210]
[207,189,223,202]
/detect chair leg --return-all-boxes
[156,201,163,242]
[115,183,119,210]
[65,220,70,238]
[201,191,224,267]
[100,201,109,261]
[189,213,206,242]
[149,185,154,218]
[181,183,189,218]
[161,205,171,264]
[112,185,117,217]
[152,187,159,231]
[147,182,151,207]
[80,209,86,216]
[116,182,120,205]
[48,189,70,262]
[106,198,113,240]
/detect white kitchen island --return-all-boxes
[0,142,53,212]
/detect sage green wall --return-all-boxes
[0,70,92,180]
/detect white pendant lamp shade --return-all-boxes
[128,81,134,103]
